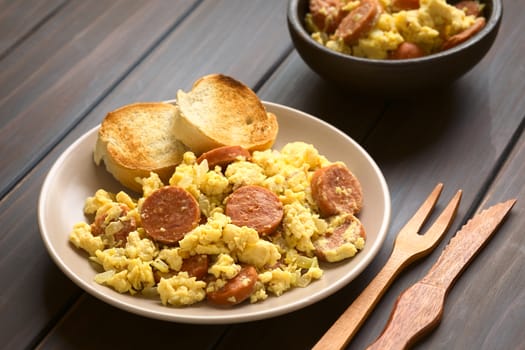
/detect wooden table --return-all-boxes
[2,1,524,349]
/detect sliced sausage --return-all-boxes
[181,254,209,280]
[112,218,136,247]
[389,42,425,59]
[311,163,363,217]
[207,265,258,306]
[314,214,366,262]
[309,0,347,34]
[335,0,381,45]
[91,204,136,247]
[154,254,209,283]
[442,17,486,51]
[392,0,420,11]
[140,186,200,245]
[454,0,483,17]
[197,145,251,170]
[225,185,283,236]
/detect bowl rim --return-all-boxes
[287,0,502,65]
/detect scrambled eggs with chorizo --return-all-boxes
[306,0,484,59]
[70,142,365,307]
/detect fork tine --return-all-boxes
[419,189,462,249]
[398,183,444,235]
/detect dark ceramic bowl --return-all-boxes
[287,0,502,96]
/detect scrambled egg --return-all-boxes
[306,0,479,59]
[70,142,365,307]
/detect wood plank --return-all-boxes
[334,24,525,348]
[66,0,295,121]
[0,0,66,57]
[0,0,199,198]
[37,294,227,350]
[0,163,83,350]
[0,0,293,348]
[4,0,522,348]
[257,51,385,141]
[415,129,525,350]
[214,0,525,349]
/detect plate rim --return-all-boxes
[38,101,391,324]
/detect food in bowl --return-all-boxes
[68,75,367,307]
[305,0,486,59]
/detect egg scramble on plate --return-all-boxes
[69,142,365,307]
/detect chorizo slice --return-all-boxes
[225,185,283,236]
[392,0,420,11]
[91,204,136,247]
[181,254,209,280]
[314,214,366,262]
[140,186,200,245]
[153,255,209,283]
[454,0,483,17]
[389,42,425,59]
[197,145,251,170]
[335,0,381,45]
[442,17,486,51]
[311,163,363,217]
[309,0,347,34]
[112,218,137,247]
[207,265,258,306]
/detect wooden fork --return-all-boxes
[313,183,462,350]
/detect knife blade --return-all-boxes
[366,199,516,350]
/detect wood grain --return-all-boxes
[0,0,66,57]
[1,0,524,349]
[414,130,525,349]
[0,0,292,349]
[313,185,461,350]
[368,200,516,350]
[37,294,227,350]
[367,282,445,350]
[0,0,198,198]
[214,1,525,349]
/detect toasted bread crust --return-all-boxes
[94,75,278,192]
[174,74,278,155]
[95,102,187,192]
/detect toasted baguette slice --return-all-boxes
[94,102,187,193]
[174,74,278,155]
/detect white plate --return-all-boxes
[38,101,390,324]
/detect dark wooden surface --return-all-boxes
[1,0,524,349]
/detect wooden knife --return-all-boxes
[366,199,516,350]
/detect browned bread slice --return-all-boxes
[173,74,278,155]
[94,102,187,193]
